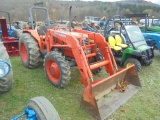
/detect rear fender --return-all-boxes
[23,30,43,51]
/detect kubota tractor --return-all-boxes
[19,6,141,119]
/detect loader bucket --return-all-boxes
[81,65,141,120]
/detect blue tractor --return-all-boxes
[11,96,60,120]
[0,42,60,120]
[0,11,22,40]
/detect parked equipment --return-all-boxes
[0,11,22,38]
[104,17,154,72]
[125,14,160,52]
[11,96,60,120]
[0,11,19,56]
[19,6,141,119]
[0,42,13,93]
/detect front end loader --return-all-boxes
[19,6,141,119]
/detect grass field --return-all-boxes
[0,51,160,120]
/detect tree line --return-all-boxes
[0,0,160,22]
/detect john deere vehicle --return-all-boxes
[104,20,154,72]
[18,6,141,119]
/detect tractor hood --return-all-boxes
[54,30,88,40]
[143,32,160,37]
[137,45,151,51]
[147,26,160,32]
[141,26,160,32]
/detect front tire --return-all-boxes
[19,33,41,68]
[0,42,13,93]
[44,51,71,88]
[123,58,141,72]
[27,96,60,120]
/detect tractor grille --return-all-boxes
[142,48,154,59]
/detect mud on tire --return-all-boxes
[19,33,41,68]
[0,42,13,93]
[44,51,71,88]
[27,96,60,120]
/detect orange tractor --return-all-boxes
[19,6,141,119]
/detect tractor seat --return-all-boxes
[108,36,122,51]
[115,35,128,49]
[37,26,47,35]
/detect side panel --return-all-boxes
[121,47,135,61]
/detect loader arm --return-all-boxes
[46,29,93,85]
[74,29,118,75]
[47,29,117,83]
[45,29,141,120]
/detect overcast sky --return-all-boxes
[82,0,160,5]
[146,0,160,4]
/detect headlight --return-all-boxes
[0,59,11,78]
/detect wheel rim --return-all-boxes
[46,59,61,83]
[20,42,28,62]
[126,62,133,67]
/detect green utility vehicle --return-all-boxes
[104,20,154,71]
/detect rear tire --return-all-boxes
[14,29,22,38]
[44,51,71,88]
[19,33,41,68]
[27,96,60,120]
[123,58,141,72]
[0,42,13,93]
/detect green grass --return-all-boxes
[0,51,160,120]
